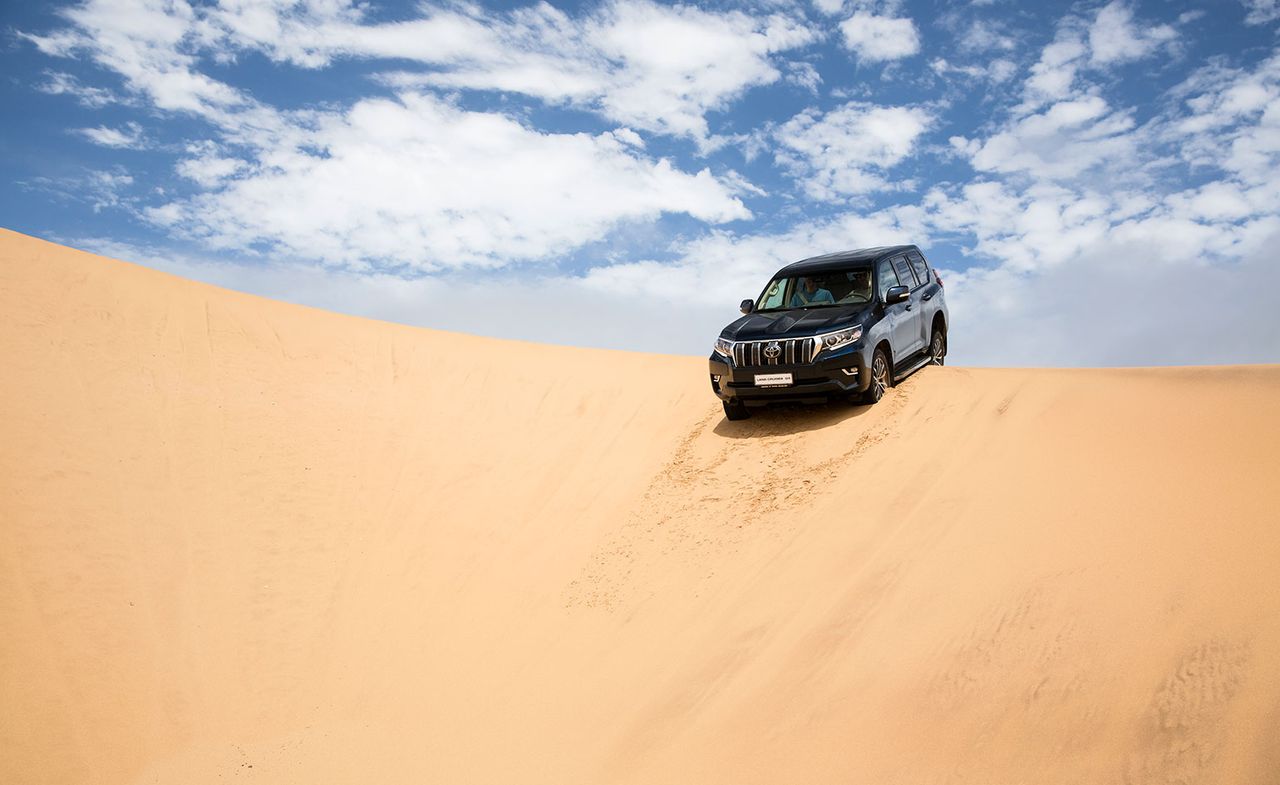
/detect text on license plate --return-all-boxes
[754,373,793,387]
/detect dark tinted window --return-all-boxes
[907,251,929,285]
[892,255,918,288]
[876,258,899,300]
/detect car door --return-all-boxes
[907,250,941,335]
[876,256,913,362]
[889,254,926,357]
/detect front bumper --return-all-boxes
[708,345,869,405]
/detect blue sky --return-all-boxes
[3,0,1279,365]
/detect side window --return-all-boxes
[877,258,900,300]
[907,251,930,286]
[892,255,918,288]
[759,279,785,310]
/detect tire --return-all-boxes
[723,399,751,421]
[863,348,890,404]
[929,327,946,366]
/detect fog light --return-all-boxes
[841,367,858,377]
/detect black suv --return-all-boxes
[709,245,948,420]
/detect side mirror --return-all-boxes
[740,299,755,314]
[885,285,910,305]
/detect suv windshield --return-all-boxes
[755,267,873,312]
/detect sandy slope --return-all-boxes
[2,228,1279,785]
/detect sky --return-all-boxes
[2,0,1279,366]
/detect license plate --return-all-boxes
[754,373,793,387]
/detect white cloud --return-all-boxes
[87,169,135,211]
[46,0,816,146]
[955,19,1018,54]
[961,96,1140,180]
[28,0,245,115]
[1171,181,1256,221]
[931,58,983,79]
[1020,33,1088,111]
[931,57,1017,83]
[923,180,1113,272]
[25,0,765,269]
[922,169,1280,277]
[1173,57,1278,131]
[610,127,646,149]
[970,4,1221,190]
[775,102,933,197]
[937,24,1280,302]
[784,61,823,93]
[1167,54,1280,182]
[175,148,245,187]
[1241,0,1280,24]
[146,92,751,270]
[1088,1,1177,66]
[584,2,815,143]
[30,168,136,213]
[36,71,121,107]
[989,59,1018,83]
[208,1,533,69]
[75,122,145,148]
[839,12,921,63]
[1018,3,1179,114]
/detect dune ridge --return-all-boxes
[2,228,1279,784]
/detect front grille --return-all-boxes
[731,337,819,367]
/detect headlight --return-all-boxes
[713,337,734,358]
[816,325,862,353]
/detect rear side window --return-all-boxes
[877,258,900,300]
[891,255,918,288]
[907,251,930,286]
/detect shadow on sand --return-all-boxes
[710,398,873,439]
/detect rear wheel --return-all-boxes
[723,399,751,421]
[863,348,890,404]
[929,328,946,366]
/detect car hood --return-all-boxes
[722,304,871,341]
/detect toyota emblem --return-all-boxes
[764,341,782,359]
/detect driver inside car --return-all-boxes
[845,270,872,301]
[790,276,835,307]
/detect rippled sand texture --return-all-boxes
[3,229,1278,785]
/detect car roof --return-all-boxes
[775,245,918,276]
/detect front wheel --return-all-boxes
[723,399,751,421]
[862,348,890,404]
[929,328,946,366]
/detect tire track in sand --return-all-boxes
[563,383,917,611]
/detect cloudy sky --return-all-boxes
[3,0,1278,365]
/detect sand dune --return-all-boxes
[2,228,1279,784]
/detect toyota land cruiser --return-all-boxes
[709,245,949,421]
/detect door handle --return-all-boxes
[922,293,933,301]
[905,304,913,310]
